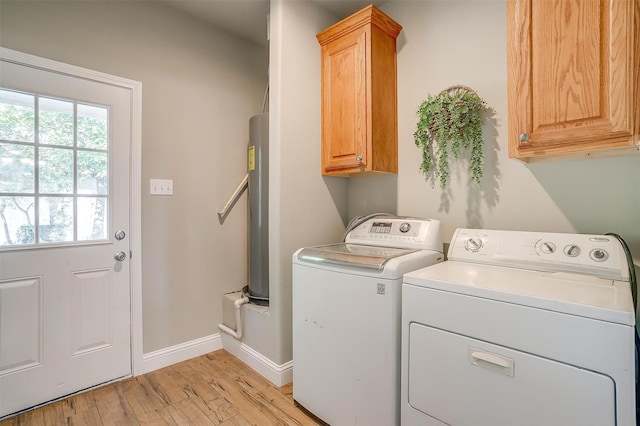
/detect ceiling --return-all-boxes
[161,0,386,47]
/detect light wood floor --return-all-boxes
[0,350,321,425]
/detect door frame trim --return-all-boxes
[0,47,144,376]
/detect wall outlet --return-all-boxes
[150,179,173,195]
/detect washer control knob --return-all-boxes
[590,249,608,262]
[399,222,411,233]
[465,237,483,252]
[540,241,556,254]
[564,244,581,257]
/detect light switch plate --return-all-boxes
[150,179,173,195]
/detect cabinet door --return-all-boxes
[321,29,368,174]
[507,0,638,160]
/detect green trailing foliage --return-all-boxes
[414,88,486,188]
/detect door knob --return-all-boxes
[114,251,127,261]
[114,230,126,240]
[355,155,363,162]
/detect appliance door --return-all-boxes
[406,323,615,426]
[296,243,415,271]
[401,278,635,426]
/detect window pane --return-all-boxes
[78,197,107,241]
[39,147,73,194]
[39,97,74,146]
[39,197,73,243]
[77,151,108,195]
[0,143,35,193]
[78,104,108,150]
[0,89,112,249]
[0,196,35,246]
[0,90,35,143]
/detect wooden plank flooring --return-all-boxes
[1,350,321,426]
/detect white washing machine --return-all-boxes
[292,216,444,426]
[401,228,636,426]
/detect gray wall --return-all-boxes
[383,1,640,262]
[3,0,638,372]
[266,0,349,364]
[0,0,268,353]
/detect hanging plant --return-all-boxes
[414,85,486,188]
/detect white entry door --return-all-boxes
[0,55,132,417]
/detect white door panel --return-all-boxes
[0,58,132,417]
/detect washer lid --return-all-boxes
[296,243,417,271]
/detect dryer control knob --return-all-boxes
[590,249,608,262]
[564,244,581,257]
[399,222,411,233]
[465,237,483,252]
[540,241,556,254]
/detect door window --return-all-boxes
[0,88,109,247]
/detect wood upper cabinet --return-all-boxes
[317,5,402,175]
[507,0,639,161]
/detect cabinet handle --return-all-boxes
[355,155,363,162]
[519,133,529,142]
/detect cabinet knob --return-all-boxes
[355,155,363,162]
[519,133,529,142]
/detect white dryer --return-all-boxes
[293,216,444,426]
[402,228,636,426]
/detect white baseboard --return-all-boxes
[140,334,223,374]
[138,333,293,388]
[221,333,293,387]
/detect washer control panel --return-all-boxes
[449,228,628,281]
[346,217,443,252]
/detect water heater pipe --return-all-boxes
[218,296,250,339]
